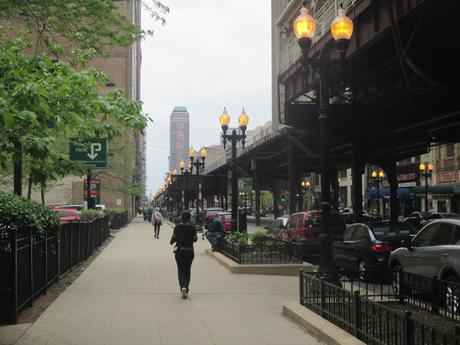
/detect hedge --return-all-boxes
[0,192,59,235]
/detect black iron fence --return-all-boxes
[0,216,110,324]
[218,239,303,264]
[398,270,460,321]
[299,271,460,345]
[109,211,128,229]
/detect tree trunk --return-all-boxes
[27,174,32,199]
[13,139,22,196]
[41,184,45,205]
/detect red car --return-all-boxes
[279,211,346,256]
[52,208,80,223]
[216,212,233,232]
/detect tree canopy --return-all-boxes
[0,0,169,57]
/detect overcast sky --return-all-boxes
[141,0,272,196]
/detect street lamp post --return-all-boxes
[419,163,433,212]
[189,148,207,224]
[371,170,385,216]
[301,180,311,210]
[179,160,192,211]
[219,107,249,232]
[293,5,353,272]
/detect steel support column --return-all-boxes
[352,142,365,223]
[288,144,297,215]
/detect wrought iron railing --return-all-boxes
[299,271,460,345]
[0,216,110,324]
[218,239,303,264]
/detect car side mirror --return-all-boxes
[401,239,412,250]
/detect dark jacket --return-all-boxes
[170,223,197,248]
[206,219,225,234]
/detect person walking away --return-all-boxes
[152,209,162,239]
[170,211,197,299]
[205,214,226,251]
[147,206,154,222]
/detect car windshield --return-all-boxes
[220,214,231,220]
[57,211,76,217]
[370,223,417,240]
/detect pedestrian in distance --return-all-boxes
[147,205,154,222]
[170,211,197,299]
[152,209,162,239]
[204,214,226,251]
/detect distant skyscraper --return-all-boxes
[169,106,190,172]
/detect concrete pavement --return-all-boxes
[3,217,322,345]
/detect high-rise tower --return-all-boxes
[169,106,190,172]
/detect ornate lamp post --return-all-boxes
[189,147,207,176]
[219,107,250,231]
[419,163,433,212]
[179,160,193,211]
[371,170,385,216]
[293,5,353,272]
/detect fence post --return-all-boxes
[13,227,18,323]
[404,311,413,345]
[57,226,61,281]
[399,269,405,304]
[320,278,326,317]
[353,291,361,338]
[431,274,439,314]
[29,227,33,307]
[69,223,73,271]
[299,269,304,305]
[44,227,48,294]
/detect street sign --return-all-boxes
[69,139,108,168]
[83,178,101,204]
[238,177,252,192]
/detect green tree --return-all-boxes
[0,37,150,196]
[0,0,169,58]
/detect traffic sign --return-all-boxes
[69,139,108,168]
[238,177,252,192]
[83,178,101,204]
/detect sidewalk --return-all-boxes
[3,217,322,345]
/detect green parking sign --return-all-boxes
[69,139,108,168]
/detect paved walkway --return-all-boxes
[4,218,321,345]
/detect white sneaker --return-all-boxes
[181,287,187,299]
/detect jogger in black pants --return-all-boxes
[170,211,197,299]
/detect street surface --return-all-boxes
[4,217,322,345]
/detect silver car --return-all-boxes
[265,216,289,239]
[389,219,460,282]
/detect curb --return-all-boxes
[283,302,365,345]
[204,249,316,276]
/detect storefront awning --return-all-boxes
[367,187,410,199]
[411,185,460,197]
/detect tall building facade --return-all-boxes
[169,107,190,172]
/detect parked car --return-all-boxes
[215,212,233,232]
[340,208,377,224]
[52,208,80,223]
[53,204,85,211]
[279,211,346,256]
[419,212,460,228]
[333,221,417,280]
[403,212,430,230]
[265,216,289,239]
[390,219,460,283]
[203,207,224,223]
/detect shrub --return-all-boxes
[249,231,269,247]
[104,207,127,215]
[0,191,58,235]
[80,209,103,222]
[228,231,248,246]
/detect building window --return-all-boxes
[446,144,455,157]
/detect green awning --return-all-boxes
[410,185,460,196]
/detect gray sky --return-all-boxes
[141,0,272,196]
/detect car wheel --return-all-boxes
[390,262,402,297]
[444,275,460,313]
[358,259,368,282]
